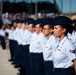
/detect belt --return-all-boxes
[67,67,74,70]
[54,67,74,71]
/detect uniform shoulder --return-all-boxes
[65,39,75,47]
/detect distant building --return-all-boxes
[2,0,54,3]
[2,0,60,15]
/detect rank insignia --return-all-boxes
[69,49,76,54]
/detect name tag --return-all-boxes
[57,49,61,51]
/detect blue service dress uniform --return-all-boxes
[29,32,46,75]
[19,28,32,75]
[68,31,76,48]
[13,27,21,67]
[43,35,58,75]
[0,29,6,49]
[8,29,14,61]
[52,36,76,75]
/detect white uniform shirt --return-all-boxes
[52,36,76,68]
[13,28,19,41]
[20,29,32,45]
[29,32,38,53]
[40,34,48,51]
[30,32,47,53]
[68,31,76,48]
[16,28,23,45]
[8,30,14,40]
[0,29,1,36]
[0,30,5,37]
[43,35,58,61]
[5,28,10,34]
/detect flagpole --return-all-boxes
[61,0,63,15]
[69,0,71,18]
[35,1,38,19]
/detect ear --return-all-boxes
[50,28,53,33]
[62,28,66,33]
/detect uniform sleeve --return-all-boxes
[65,41,76,61]
[2,31,5,36]
[17,30,23,44]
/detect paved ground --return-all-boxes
[0,46,18,75]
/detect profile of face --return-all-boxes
[11,26,14,31]
[25,22,29,29]
[43,25,53,36]
[17,23,22,29]
[13,22,17,28]
[21,23,26,29]
[35,24,42,33]
[53,25,66,38]
[72,23,76,30]
[28,24,34,32]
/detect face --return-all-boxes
[17,23,22,29]
[28,24,34,32]
[43,25,53,36]
[72,23,76,30]
[11,26,14,31]
[25,22,29,29]
[21,23,26,29]
[53,25,66,38]
[13,22,17,28]
[35,24,42,33]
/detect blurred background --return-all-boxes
[0,0,76,21]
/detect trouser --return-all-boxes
[53,68,75,75]
[30,53,44,75]
[0,36,6,49]
[18,45,25,75]
[9,40,14,60]
[0,35,1,45]
[21,45,30,75]
[13,40,20,66]
[44,61,53,75]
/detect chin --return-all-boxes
[53,34,57,37]
[43,33,47,36]
[53,33,56,36]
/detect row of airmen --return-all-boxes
[0,16,76,75]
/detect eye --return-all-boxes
[54,27,57,30]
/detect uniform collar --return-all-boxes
[49,35,54,40]
[58,36,67,48]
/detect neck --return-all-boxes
[38,31,42,34]
[31,30,34,33]
[24,28,27,30]
[47,33,52,39]
[32,31,35,33]
[59,34,65,42]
